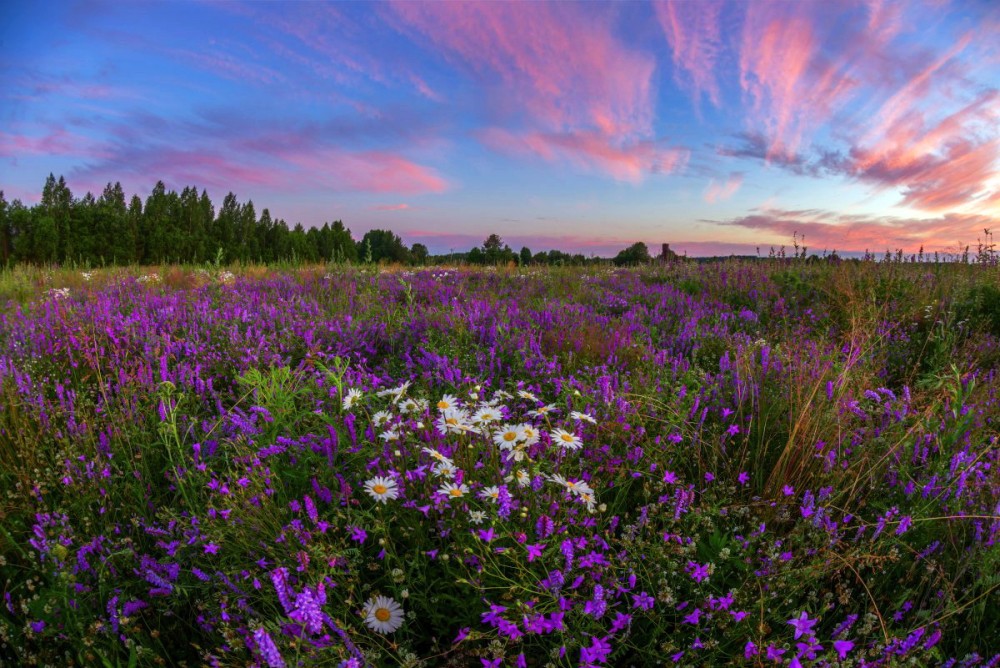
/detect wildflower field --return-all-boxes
[1,260,998,667]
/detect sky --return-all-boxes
[2,0,999,257]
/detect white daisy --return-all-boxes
[342,388,363,411]
[570,411,596,424]
[399,397,426,414]
[478,485,501,503]
[520,424,541,446]
[435,394,461,412]
[364,476,399,504]
[377,381,410,404]
[504,444,528,462]
[372,410,393,427]
[438,482,469,500]
[421,447,454,467]
[363,595,404,634]
[493,424,523,448]
[435,408,476,435]
[550,428,583,450]
[548,473,569,489]
[493,390,513,400]
[564,479,595,497]
[379,429,400,442]
[527,403,558,418]
[431,461,458,479]
[469,510,487,524]
[512,468,531,487]
[472,407,503,425]
[579,492,598,512]
[517,390,539,402]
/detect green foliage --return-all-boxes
[613,242,651,266]
[3,176,359,266]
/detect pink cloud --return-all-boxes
[390,1,654,138]
[388,1,679,180]
[837,88,1000,212]
[655,0,725,109]
[280,149,448,194]
[481,128,688,183]
[720,207,996,252]
[0,129,109,159]
[71,139,448,197]
[373,203,411,211]
[703,172,744,203]
[739,3,858,161]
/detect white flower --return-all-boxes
[512,468,531,487]
[550,428,583,451]
[364,476,399,503]
[472,407,503,425]
[431,461,458,479]
[377,381,410,404]
[527,403,558,418]
[399,397,426,414]
[435,394,461,411]
[520,424,541,446]
[438,482,469,500]
[435,408,478,435]
[342,388,363,411]
[492,424,523,448]
[372,410,393,427]
[422,447,454,467]
[363,595,404,634]
[548,473,568,489]
[469,510,487,524]
[379,429,400,442]
[478,486,501,503]
[517,390,539,402]
[570,411,596,424]
[564,479,595,497]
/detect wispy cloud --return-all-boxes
[655,0,725,110]
[388,1,681,181]
[480,128,688,183]
[717,206,994,252]
[0,129,109,160]
[703,172,744,203]
[372,203,411,211]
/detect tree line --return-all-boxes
[0,176,659,267]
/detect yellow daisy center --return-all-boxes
[445,417,459,425]
[561,433,575,442]
[374,607,391,622]
[503,432,517,441]
[437,400,449,409]
[449,488,463,497]
[372,484,387,495]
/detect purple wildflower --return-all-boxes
[833,639,855,659]
[253,628,285,668]
[788,611,817,639]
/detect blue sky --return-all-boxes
[2,0,998,255]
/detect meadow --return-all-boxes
[0,258,998,667]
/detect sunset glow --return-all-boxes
[2,0,998,255]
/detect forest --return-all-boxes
[0,176,611,267]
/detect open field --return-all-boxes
[1,260,999,666]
